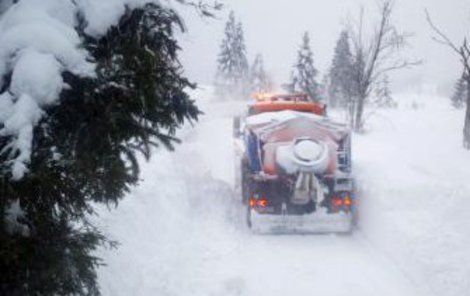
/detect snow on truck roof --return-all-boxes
[246,110,323,126]
[245,93,349,143]
[246,110,349,143]
[246,110,347,130]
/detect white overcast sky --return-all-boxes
[178,0,470,93]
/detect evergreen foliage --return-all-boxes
[328,31,355,108]
[0,3,199,295]
[375,75,396,108]
[288,32,321,101]
[250,54,271,93]
[215,11,249,99]
[451,77,467,109]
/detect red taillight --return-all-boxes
[249,197,268,208]
[332,197,343,208]
[331,192,353,212]
[258,199,268,207]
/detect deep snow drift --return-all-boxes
[96,86,468,296]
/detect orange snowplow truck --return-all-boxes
[233,93,356,234]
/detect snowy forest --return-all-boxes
[1,0,469,296]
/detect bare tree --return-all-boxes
[348,0,418,131]
[426,11,470,149]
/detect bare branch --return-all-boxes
[371,60,422,82]
[346,0,416,131]
[425,9,461,54]
[426,8,470,148]
[426,10,470,79]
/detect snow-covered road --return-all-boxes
[96,87,469,296]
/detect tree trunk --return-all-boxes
[463,78,470,149]
[354,92,366,132]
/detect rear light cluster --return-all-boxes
[330,192,353,213]
[249,197,268,208]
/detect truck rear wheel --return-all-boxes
[241,158,251,205]
[246,204,252,228]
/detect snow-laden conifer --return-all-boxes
[328,30,354,108]
[0,2,203,295]
[288,32,321,101]
[375,75,396,108]
[215,11,250,99]
[451,77,467,109]
[250,54,271,93]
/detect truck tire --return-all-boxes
[241,158,251,205]
[233,116,241,138]
[246,204,252,229]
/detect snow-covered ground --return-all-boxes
[355,92,470,296]
[96,87,469,296]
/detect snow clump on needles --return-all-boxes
[0,0,154,180]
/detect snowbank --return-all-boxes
[356,93,470,296]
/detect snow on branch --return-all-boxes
[0,0,95,180]
[0,0,214,180]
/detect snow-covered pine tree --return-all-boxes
[328,30,354,108]
[250,54,272,93]
[451,77,467,109]
[234,22,250,95]
[375,75,396,108]
[215,11,249,99]
[318,75,329,103]
[0,3,199,295]
[215,12,235,97]
[288,32,321,101]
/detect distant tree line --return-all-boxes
[220,0,470,148]
[215,2,409,131]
